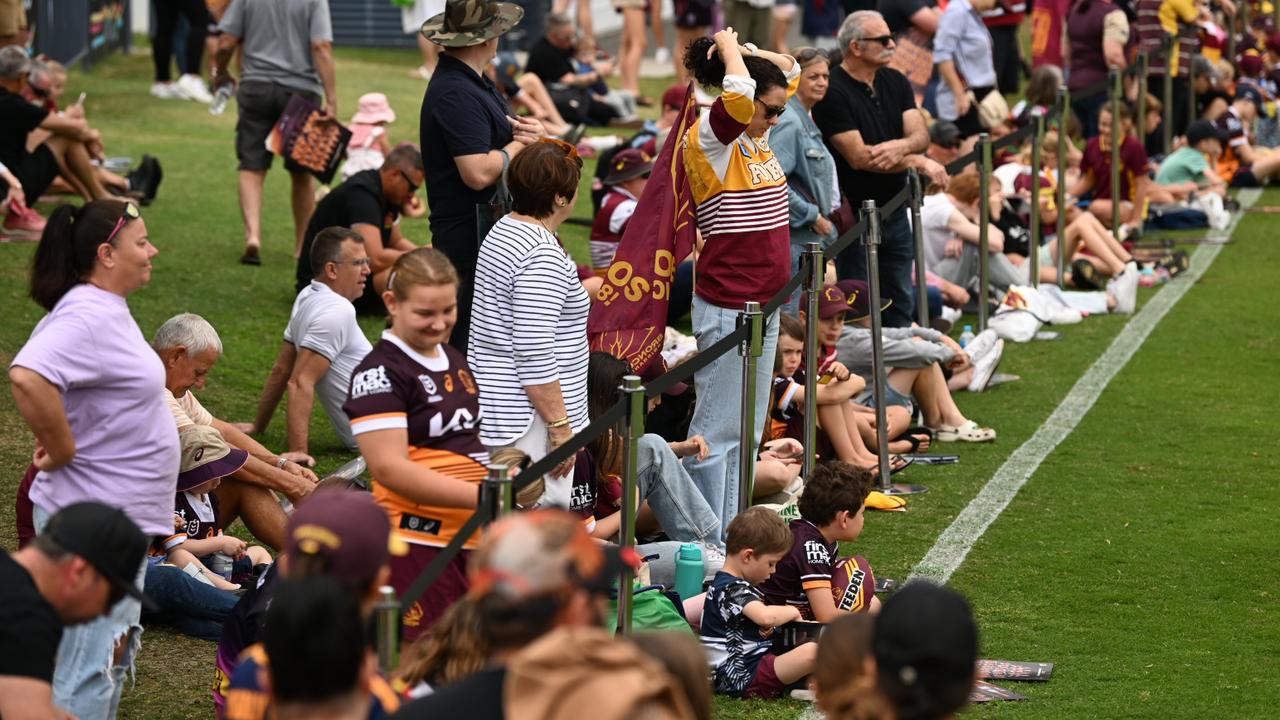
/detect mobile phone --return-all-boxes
[75,91,86,106]
[817,372,834,385]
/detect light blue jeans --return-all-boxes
[634,434,720,545]
[34,505,146,720]
[683,296,780,545]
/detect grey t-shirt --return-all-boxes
[219,0,332,96]
[283,281,372,449]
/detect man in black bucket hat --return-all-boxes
[420,0,547,355]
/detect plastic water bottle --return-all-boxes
[959,325,975,349]
[209,84,233,116]
[209,552,234,579]
[674,543,704,600]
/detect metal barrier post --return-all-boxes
[863,200,927,496]
[908,169,930,327]
[1056,84,1068,289]
[977,133,992,332]
[479,464,513,519]
[1162,35,1174,156]
[737,302,764,515]
[374,585,399,673]
[1136,51,1148,140]
[1029,108,1044,288]
[1109,67,1123,241]
[801,242,822,483]
[616,374,644,634]
[1186,52,1197,136]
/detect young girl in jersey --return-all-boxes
[680,29,799,541]
[343,247,488,641]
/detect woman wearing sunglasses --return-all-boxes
[680,28,798,543]
[9,199,178,718]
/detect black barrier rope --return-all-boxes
[397,73,1124,613]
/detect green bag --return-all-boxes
[606,585,695,635]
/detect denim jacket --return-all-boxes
[769,95,839,249]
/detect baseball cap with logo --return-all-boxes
[176,424,250,492]
[604,148,654,185]
[802,283,849,320]
[285,488,408,587]
[836,279,893,321]
[43,502,157,611]
[421,0,523,48]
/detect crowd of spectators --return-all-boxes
[2,0,1271,716]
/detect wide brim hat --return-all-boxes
[421,0,524,48]
[604,148,655,185]
[351,92,397,125]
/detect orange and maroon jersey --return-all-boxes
[343,332,488,550]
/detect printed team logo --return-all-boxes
[458,369,478,395]
[419,374,438,395]
[443,374,454,393]
[350,366,392,399]
[803,540,830,566]
[403,601,424,628]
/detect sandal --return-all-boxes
[239,243,261,266]
[892,426,934,454]
[933,420,996,443]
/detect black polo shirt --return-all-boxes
[812,65,917,207]
[420,53,514,242]
[295,168,394,312]
[525,36,575,87]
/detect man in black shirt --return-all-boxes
[420,0,545,352]
[0,503,153,720]
[813,10,948,327]
[524,13,621,127]
[295,145,422,314]
[0,46,111,203]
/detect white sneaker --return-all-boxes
[176,74,213,103]
[1110,264,1139,315]
[654,46,671,64]
[941,305,963,327]
[963,329,999,363]
[968,338,1004,392]
[150,82,185,100]
[700,542,726,578]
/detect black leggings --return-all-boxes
[152,0,212,82]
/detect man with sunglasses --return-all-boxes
[295,145,423,315]
[812,10,948,328]
[0,502,154,720]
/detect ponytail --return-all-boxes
[30,199,135,311]
[683,36,789,96]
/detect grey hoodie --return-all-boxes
[835,325,956,381]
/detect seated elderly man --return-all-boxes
[236,227,372,465]
[0,46,111,208]
[153,313,318,550]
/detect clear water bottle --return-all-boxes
[958,324,975,349]
[209,84,233,116]
[674,543,704,600]
[209,551,234,579]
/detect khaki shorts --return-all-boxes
[0,0,27,36]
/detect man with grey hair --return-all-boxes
[0,46,112,213]
[524,11,622,126]
[153,313,318,550]
[813,10,948,328]
[238,227,371,464]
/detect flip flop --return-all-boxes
[239,245,261,266]
[892,427,934,454]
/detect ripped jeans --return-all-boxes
[34,505,145,720]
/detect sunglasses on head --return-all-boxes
[540,136,581,160]
[757,99,787,119]
[794,47,833,65]
[105,202,141,245]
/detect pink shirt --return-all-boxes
[11,284,180,534]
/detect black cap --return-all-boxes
[43,502,157,612]
[873,581,978,693]
[930,121,962,149]
[1186,119,1228,146]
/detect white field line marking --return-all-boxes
[796,191,1259,720]
[907,187,1260,584]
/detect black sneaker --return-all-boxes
[141,155,163,200]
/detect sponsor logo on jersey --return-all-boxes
[419,374,437,395]
[428,408,479,436]
[836,566,868,612]
[804,540,831,566]
[399,512,443,535]
[350,366,392,399]
[458,369,478,395]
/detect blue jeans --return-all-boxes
[636,434,721,544]
[683,296,780,544]
[835,206,916,327]
[34,505,145,720]
[142,562,240,642]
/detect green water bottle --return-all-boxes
[675,543,704,599]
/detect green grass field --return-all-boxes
[1,45,1276,719]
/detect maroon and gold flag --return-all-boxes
[587,83,700,374]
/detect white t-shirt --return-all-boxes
[920,192,961,271]
[283,281,372,449]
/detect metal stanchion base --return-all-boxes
[881,482,929,496]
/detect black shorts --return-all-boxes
[9,144,60,201]
[234,80,322,171]
[674,0,713,29]
[1231,168,1261,188]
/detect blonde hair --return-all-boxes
[488,447,546,509]
[387,247,459,300]
[394,595,488,690]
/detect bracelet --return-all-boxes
[546,416,572,429]
[276,457,289,469]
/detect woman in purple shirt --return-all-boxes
[9,199,179,720]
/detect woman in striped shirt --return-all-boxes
[681,30,799,543]
[468,139,591,505]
